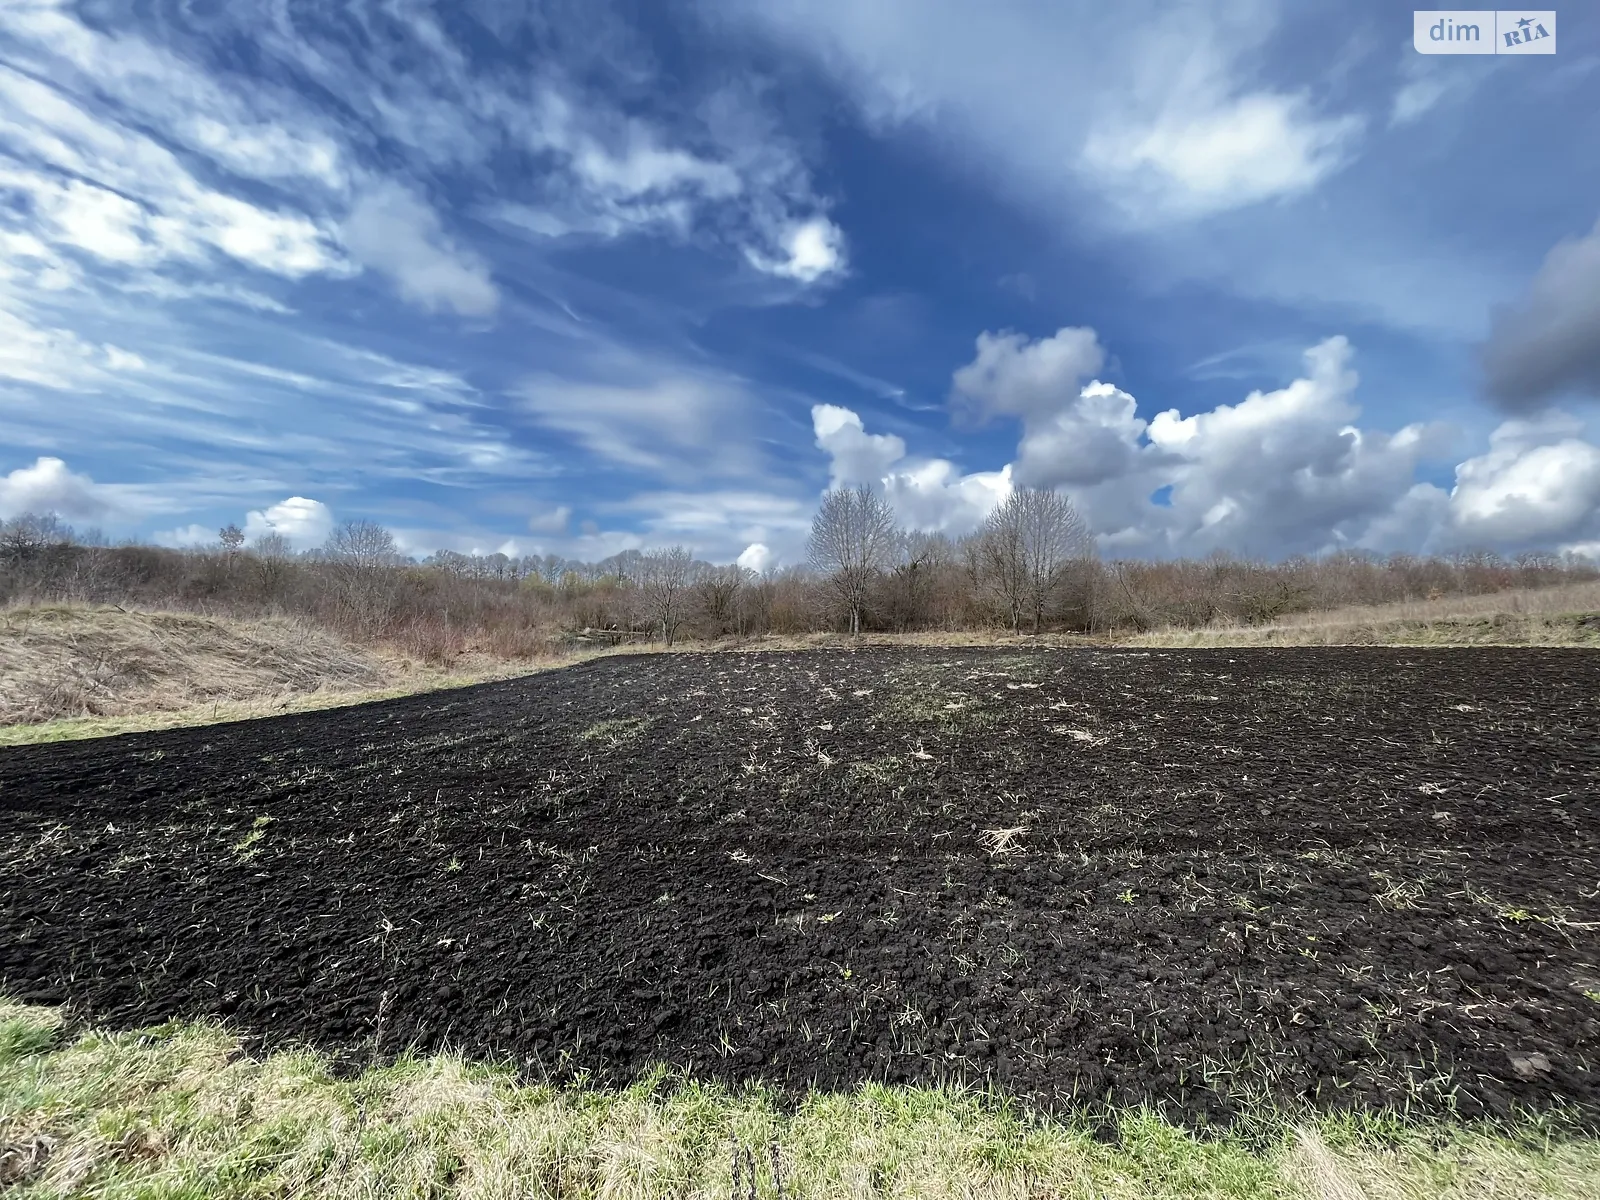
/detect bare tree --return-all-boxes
[807,485,899,634]
[978,487,1094,632]
[219,523,245,555]
[324,519,400,631]
[253,531,293,559]
[641,544,694,645]
[692,562,746,637]
[880,530,951,631]
[325,520,398,570]
[249,531,294,598]
[0,512,73,566]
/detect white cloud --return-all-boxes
[1444,413,1600,547]
[948,328,1142,490]
[738,542,774,573]
[604,489,814,563]
[811,403,1011,534]
[342,184,499,317]
[0,69,344,278]
[883,458,1012,534]
[103,346,147,372]
[1391,78,1449,126]
[812,403,907,487]
[748,217,846,283]
[1083,90,1361,220]
[1014,382,1149,489]
[1140,337,1450,555]
[931,328,1578,559]
[0,1,349,194]
[243,496,334,549]
[712,1,1364,225]
[0,456,115,520]
[950,327,1105,424]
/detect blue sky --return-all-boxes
[2,0,1598,568]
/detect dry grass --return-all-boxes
[1128,581,1600,649]
[0,606,394,726]
[0,606,594,745]
[2,998,1595,1200]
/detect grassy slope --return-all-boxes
[0,607,391,725]
[1,1001,1595,1199]
[0,606,573,746]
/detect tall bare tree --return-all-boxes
[806,485,899,634]
[978,487,1094,632]
[323,519,400,631]
[641,544,694,645]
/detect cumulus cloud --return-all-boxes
[0,456,115,520]
[1482,216,1600,410]
[951,327,1105,424]
[812,403,907,487]
[930,329,1566,559]
[1443,413,1600,548]
[883,459,1012,534]
[342,184,499,317]
[243,496,334,549]
[810,404,1010,534]
[1013,382,1149,489]
[737,542,775,573]
[1142,338,1450,555]
[949,327,1143,490]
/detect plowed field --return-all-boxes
[3,647,1597,1127]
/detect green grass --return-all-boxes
[2,999,1596,1198]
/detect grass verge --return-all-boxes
[0,660,559,747]
[1124,582,1600,649]
[1,999,1595,1199]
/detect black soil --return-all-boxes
[3,647,1598,1126]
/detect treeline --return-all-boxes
[1,502,1595,663]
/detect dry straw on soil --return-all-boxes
[1,999,1595,1200]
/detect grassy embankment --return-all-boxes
[2,999,1595,1199]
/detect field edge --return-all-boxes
[3,997,1598,1199]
